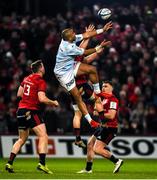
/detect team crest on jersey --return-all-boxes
[110,101,117,109]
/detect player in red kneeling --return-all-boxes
[5,60,59,174]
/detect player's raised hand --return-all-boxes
[103,21,112,31]
[85,24,95,32]
[100,40,112,47]
[52,100,59,107]
[95,40,111,53]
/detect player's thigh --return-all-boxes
[98,127,117,145]
[70,86,82,99]
[77,63,96,76]
[70,84,83,103]
[32,123,47,137]
[94,139,106,150]
[81,83,94,100]
[29,110,44,129]
[17,108,30,130]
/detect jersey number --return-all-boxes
[24,84,30,96]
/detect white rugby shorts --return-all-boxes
[55,62,81,91]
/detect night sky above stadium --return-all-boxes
[0,0,156,16]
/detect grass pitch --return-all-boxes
[0,158,157,179]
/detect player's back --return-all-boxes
[19,74,46,110]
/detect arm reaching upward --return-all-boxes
[79,24,95,49]
[82,21,112,39]
[83,40,111,56]
[83,40,111,63]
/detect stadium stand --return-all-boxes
[0,2,157,135]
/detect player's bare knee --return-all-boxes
[18,138,26,146]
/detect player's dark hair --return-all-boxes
[103,80,113,86]
[31,60,42,73]
[103,80,120,99]
[62,28,72,41]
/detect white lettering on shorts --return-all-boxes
[66,78,75,88]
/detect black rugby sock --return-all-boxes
[85,162,93,171]
[8,152,16,165]
[109,155,119,163]
[74,128,81,141]
[39,153,46,165]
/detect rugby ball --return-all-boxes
[98,8,111,20]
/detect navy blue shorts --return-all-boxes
[94,127,117,144]
[17,108,44,130]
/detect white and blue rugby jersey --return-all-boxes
[54,34,84,75]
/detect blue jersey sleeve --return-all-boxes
[66,43,84,56]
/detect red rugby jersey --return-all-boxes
[18,74,46,110]
[101,93,119,128]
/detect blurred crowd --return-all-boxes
[0,3,157,135]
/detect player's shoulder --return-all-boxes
[60,40,75,52]
[31,74,45,83]
[61,39,74,47]
[36,75,45,83]
[23,74,32,82]
[110,94,119,102]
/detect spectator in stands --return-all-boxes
[0,3,157,135]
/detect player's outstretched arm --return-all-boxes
[83,40,111,56]
[103,21,113,32]
[84,40,111,64]
[82,21,112,39]
[79,24,95,49]
[100,40,112,48]
[38,91,59,107]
